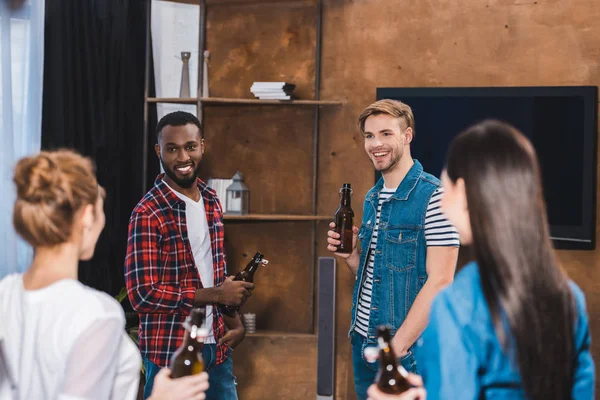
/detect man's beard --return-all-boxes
[160,157,201,188]
[374,150,402,174]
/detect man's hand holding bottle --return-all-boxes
[327,222,361,275]
[327,222,360,257]
[218,276,254,306]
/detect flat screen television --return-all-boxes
[376,86,598,250]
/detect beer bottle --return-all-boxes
[375,325,411,394]
[221,252,268,317]
[334,183,354,253]
[170,307,207,378]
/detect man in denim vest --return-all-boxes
[327,100,460,400]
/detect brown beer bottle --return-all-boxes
[170,307,207,378]
[375,325,411,394]
[334,183,354,253]
[221,252,268,317]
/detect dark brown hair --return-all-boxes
[13,150,100,247]
[445,120,575,400]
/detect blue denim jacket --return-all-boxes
[349,160,440,351]
[417,261,595,400]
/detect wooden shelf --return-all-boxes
[246,331,315,338]
[223,213,331,221]
[146,97,342,106]
[161,1,318,6]
[147,97,197,104]
[202,97,342,106]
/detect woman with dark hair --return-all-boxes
[367,120,594,400]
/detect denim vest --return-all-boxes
[349,160,440,345]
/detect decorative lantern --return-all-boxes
[226,171,249,215]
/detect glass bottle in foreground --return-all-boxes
[170,307,207,378]
[375,325,411,394]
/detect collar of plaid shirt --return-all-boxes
[125,174,229,367]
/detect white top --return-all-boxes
[355,186,460,337]
[0,274,141,400]
[164,181,216,344]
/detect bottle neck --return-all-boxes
[340,190,352,207]
[379,346,398,365]
[246,260,261,276]
[378,336,398,368]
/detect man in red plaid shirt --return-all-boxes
[125,111,253,400]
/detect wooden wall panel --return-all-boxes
[223,221,316,333]
[202,0,600,398]
[205,0,317,100]
[200,106,315,215]
[318,1,600,398]
[232,334,318,399]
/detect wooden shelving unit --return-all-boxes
[142,0,337,338]
[142,1,339,397]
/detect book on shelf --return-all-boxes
[207,178,233,209]
[251,82,296,90]
[252,94,292,100]
[250,81,295,100]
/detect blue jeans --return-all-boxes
[143,345,238,400]
[351,332,417,400]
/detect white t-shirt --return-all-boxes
[164,181,215,344]
[0,274,141,400]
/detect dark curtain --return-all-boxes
[41,0,153,300]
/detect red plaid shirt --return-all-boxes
[124,175,228,367]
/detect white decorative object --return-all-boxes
[207,178,233,205]
[202,50,210,98]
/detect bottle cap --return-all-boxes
[339,183,353,194]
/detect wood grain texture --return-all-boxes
[232,335,318,399]
[222,221,322,333]
[200,106,315,215]
[319,1,600,398]
[199,0,600,398]
[205,0,318,100]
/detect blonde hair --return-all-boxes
[13,149,99,247]
[358,99,415,135]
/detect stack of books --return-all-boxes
[250,82,295,100]
[207,178,233,205]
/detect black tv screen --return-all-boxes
[376,86,598,250]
